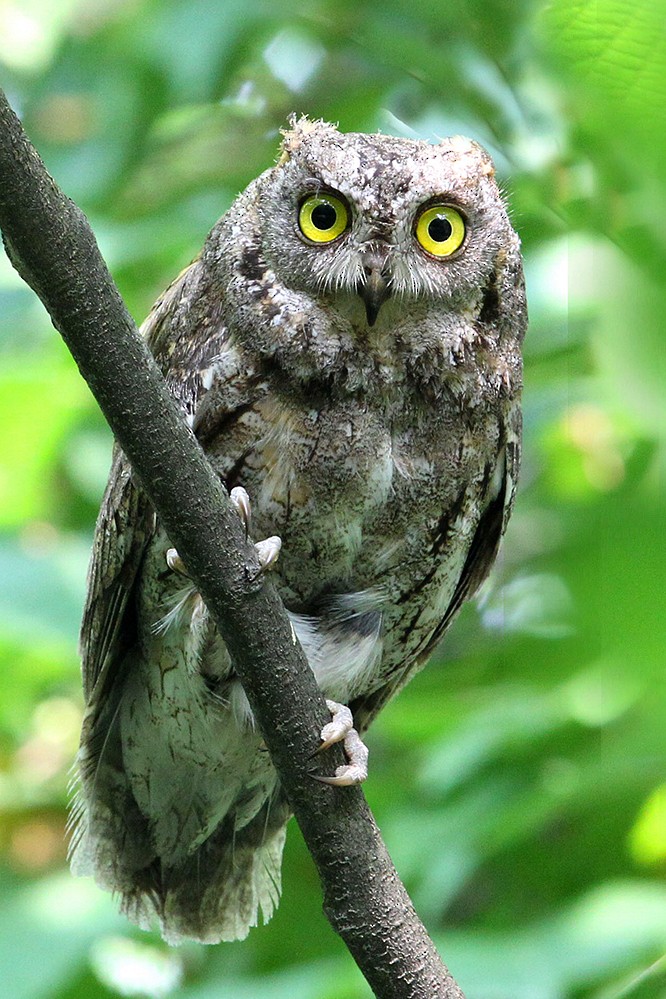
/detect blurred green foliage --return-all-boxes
[0,1,664,997]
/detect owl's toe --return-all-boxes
[254,536,282,572]
[319,699,354,750]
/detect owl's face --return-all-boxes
[256,117,517,327]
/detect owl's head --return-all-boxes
[253,116,518,327]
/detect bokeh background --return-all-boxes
[0,1,664,997]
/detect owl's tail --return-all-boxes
[124,822,288,945]
[70,778,290,945]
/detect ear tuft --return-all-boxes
[278,115,339,163]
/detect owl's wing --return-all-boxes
[79,445,153,704]
[79,257,238,706]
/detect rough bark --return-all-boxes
[0,88,466,999]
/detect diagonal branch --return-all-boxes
[0,88,465,999]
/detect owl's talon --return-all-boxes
[230,486,251,535]
[314,700,369,785]
[254,536,282,572]
[166,548,188,576]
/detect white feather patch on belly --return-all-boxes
[288,588,385,702]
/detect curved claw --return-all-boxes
[166,548,188,576]
[230,486,251,535]
[312,764,367,787]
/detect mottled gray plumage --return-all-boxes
[70,116,527,944]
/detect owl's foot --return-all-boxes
[313,699,369,786]
[165,486,281,577]
[231,485,281,573]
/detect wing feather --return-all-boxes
[79,448,152,702]
[79,257,234,708]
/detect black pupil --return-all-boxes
[428,215,453,242]
[311,202,337,230]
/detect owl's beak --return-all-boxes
[359,247,391,326]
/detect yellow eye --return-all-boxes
[298,193,349,243]
[415,204,466,257]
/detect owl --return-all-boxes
[69,115,527,945]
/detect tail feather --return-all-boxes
[69,685,292,944]
[158,822,288,944]
[70,776,291,944]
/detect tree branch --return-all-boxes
[0,89,465,999]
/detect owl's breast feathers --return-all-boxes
[174,316,517,717]
[133,243,521,715]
